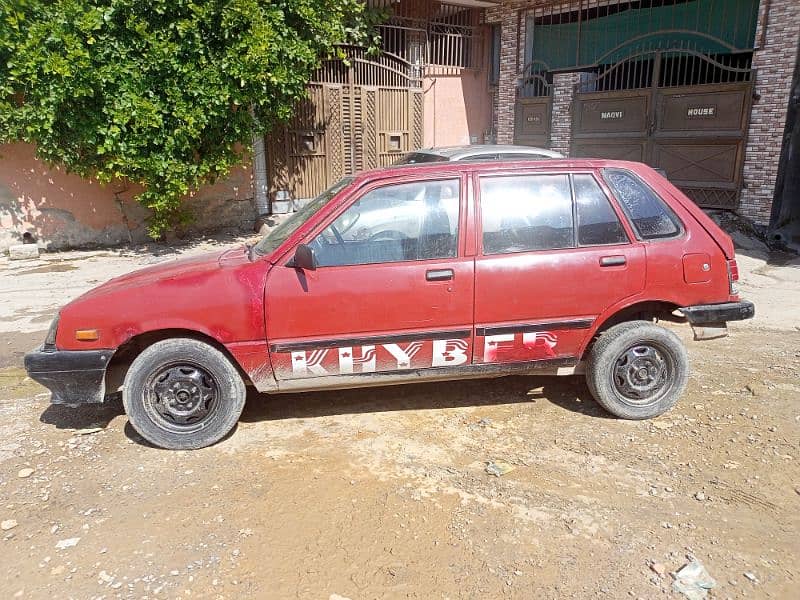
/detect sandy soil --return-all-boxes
[0,235,798,599]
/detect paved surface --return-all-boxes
[0,233,798,599]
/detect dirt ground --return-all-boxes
[0,234,798,599]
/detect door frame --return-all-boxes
[264,170,478,391]
[469,166,645,367]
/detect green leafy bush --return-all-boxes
[0,0,382,236]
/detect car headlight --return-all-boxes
[44,313,60,348]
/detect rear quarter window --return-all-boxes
[602,169,682,239]
[574,174,629,246]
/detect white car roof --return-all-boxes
[413,145,563,160]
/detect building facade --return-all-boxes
[1,0,798,250]
[485,0,800,228]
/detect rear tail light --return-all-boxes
[727,259,740,296]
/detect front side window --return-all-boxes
[574,174,629,246]
[311,179,460,267]
[603,169,681,239]
[480,174,573,254]
[254,177,353,255]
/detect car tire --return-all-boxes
[122,338,246,450]
[586,321,688,420]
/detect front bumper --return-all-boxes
[681,300,755,324]
[24,348,114,405]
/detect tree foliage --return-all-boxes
[0,0,382,236]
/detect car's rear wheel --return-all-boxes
[586,321,688,419]
[123,338,246,449]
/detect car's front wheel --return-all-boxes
[123,338,246,450]
[586,321,689,419]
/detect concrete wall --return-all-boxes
[422,67,493,148]
[0,142,255,251]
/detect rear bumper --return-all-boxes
[681,300,755,324]
[24,347,114,405]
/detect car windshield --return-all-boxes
[254,177,353,256]
[394,152,448,165]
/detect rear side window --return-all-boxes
[480,174,573,254]
[603,169,681,239]
[574,174,629,246]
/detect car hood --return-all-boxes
[77,245,249,300]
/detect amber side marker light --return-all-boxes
[75,329,100,341]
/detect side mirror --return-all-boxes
[291,243,318,270]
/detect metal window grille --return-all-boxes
[374,2,484,72]
[524,0,760,83]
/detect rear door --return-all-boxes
[473,169,646,366]
[265,174,474,387]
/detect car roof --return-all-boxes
[352,158,649,186]
[410,144,563,159]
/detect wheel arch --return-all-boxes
[104,328,254,395]
[580,299,685,358]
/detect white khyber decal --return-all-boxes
[383,341,425,369]
[338,345,377,374]
[432,339,469,367]
[286,338,472,376]
[483,333,514,362]
[291,348,330,376]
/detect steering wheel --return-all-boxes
[329,224,345,245]
[368,230,408,242]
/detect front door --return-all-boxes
[472,169,646,366]
[265,175,474,388]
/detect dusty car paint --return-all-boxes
[31,159,748,400]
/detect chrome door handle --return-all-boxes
[599,255,626,267]
[426,268,454,281]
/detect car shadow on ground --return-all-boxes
[39,394,124,430]
[239,375,614,424]
[36,376,613,449]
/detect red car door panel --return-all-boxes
[265,259,474,379]
[265,176,475,383]
[473,170,646,364]
[474,246,645,363]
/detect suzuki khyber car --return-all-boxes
[25,160,754,449]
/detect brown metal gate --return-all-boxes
[514,61,553,147]
[572,50,754,209]
[267,47,424,201]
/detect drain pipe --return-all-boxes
[250,108,270,231]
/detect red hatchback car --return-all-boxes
[25,160,753,449]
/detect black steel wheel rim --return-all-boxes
[143,362,220,433]
[610,341,675,406]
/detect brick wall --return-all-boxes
[488,5,519,143]
[549,73,580,156]
[740,0,800,225]
[486,2,554,145]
